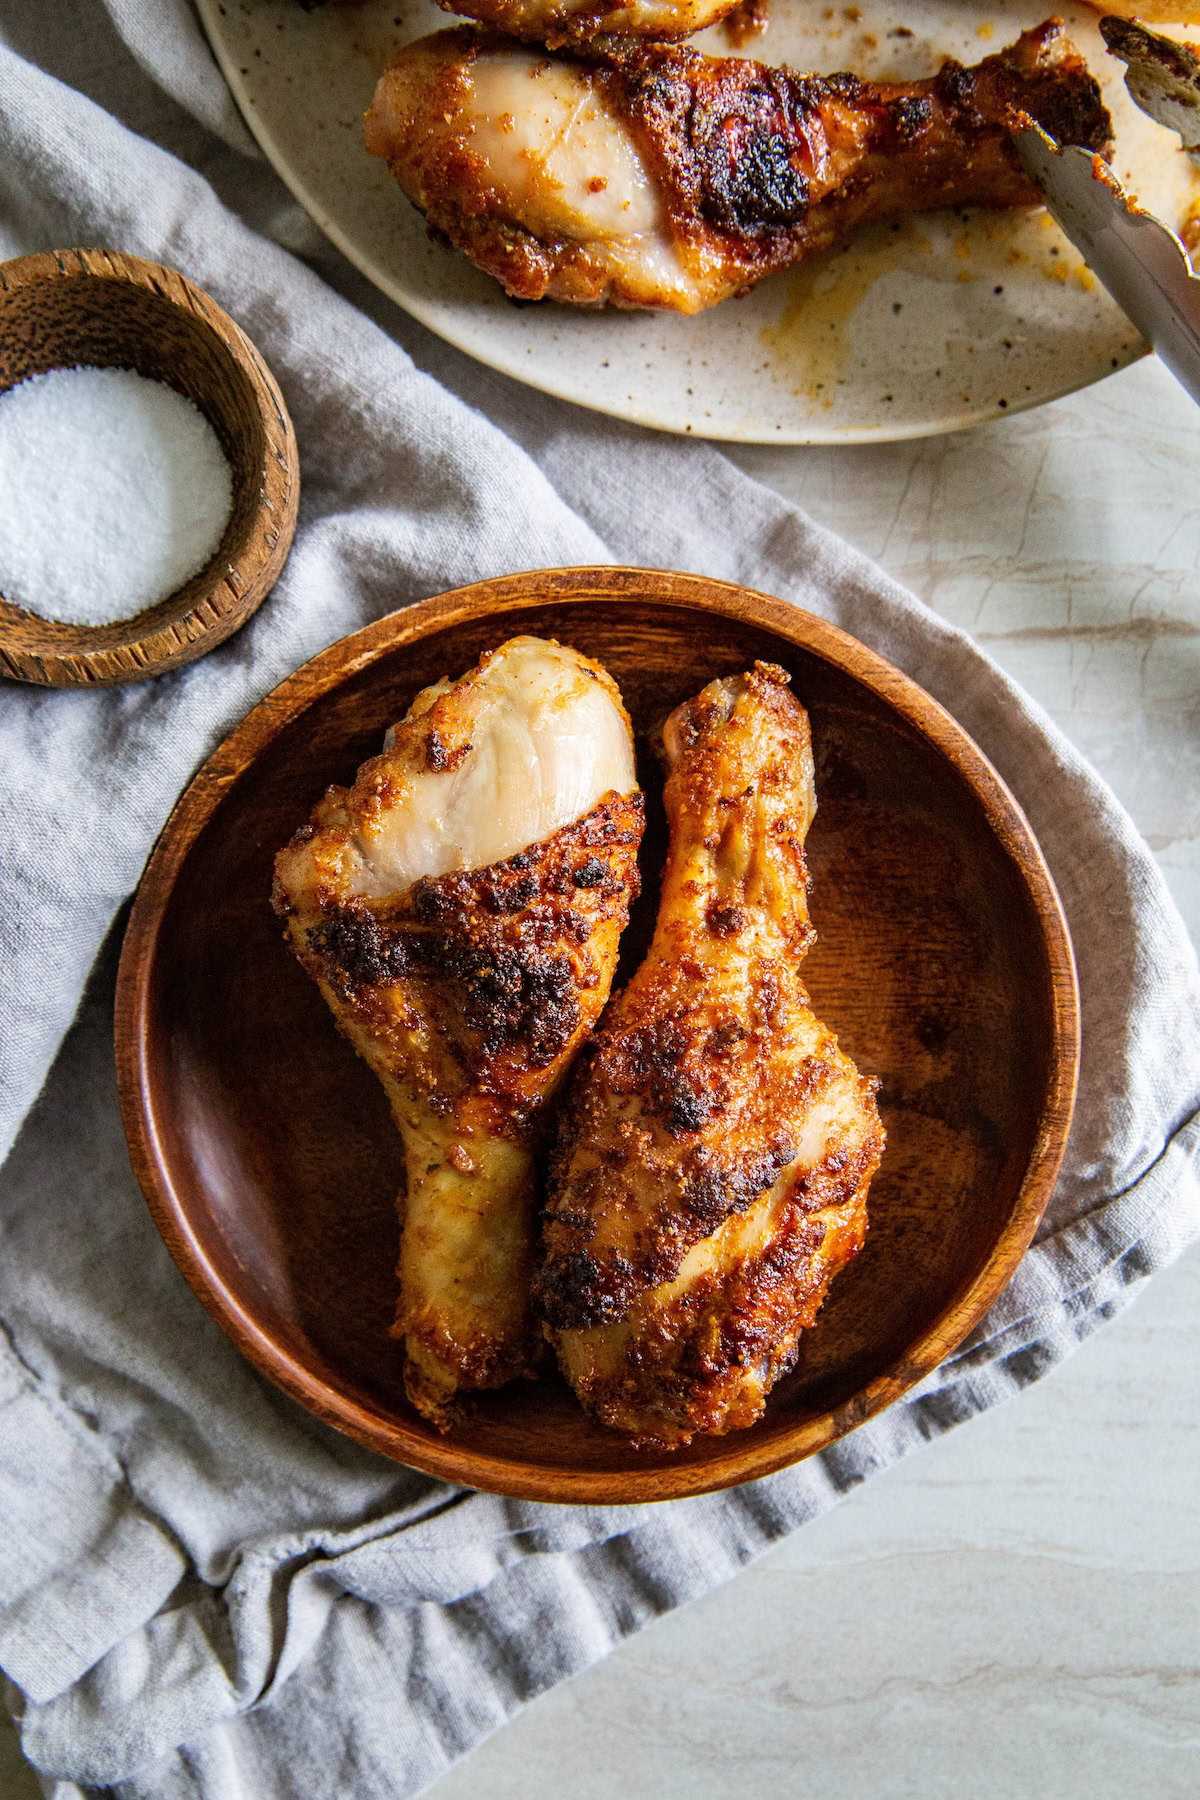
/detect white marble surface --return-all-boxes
[734,352,1200,944]
[4,353,1198,1797]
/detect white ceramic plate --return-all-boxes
[199,0,1192,441]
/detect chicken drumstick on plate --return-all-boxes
[431,0,743,48]
[364,22,1112,314]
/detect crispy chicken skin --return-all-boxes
[272,637,643,1427]
[536,665,884,1448]
[364,21,1112,313]
[432,0,742,49]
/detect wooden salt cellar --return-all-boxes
[0,248,299,687]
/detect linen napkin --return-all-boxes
[1,6,1198,1797]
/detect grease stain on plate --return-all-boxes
[760,220,935,403]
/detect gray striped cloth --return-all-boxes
[1,6,1197,1795]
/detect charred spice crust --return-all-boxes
[290,792,645,1084]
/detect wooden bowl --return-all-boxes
[0,248,299,687]
[115,569,1079,1504]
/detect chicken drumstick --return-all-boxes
[364,22,1112,313]
[273,637,643,1427]
[537,664,884,1447]
[433,0,742,47]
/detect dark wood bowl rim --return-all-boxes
[115,567,1080,1504]
[0,248,299,688]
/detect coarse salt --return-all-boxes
[0,365,233,627]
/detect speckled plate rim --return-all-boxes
[195,0,1148,446]
[115,567,1081,1504]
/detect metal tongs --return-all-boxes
[1011,18,1200,406]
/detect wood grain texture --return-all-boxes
[0,248,299,687]
[114,568,1080,1504]
[0,1710,38,1800]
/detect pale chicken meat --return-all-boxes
[273,637,643,1426]
[364,23,1112,313]
[536,665,884,1448]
